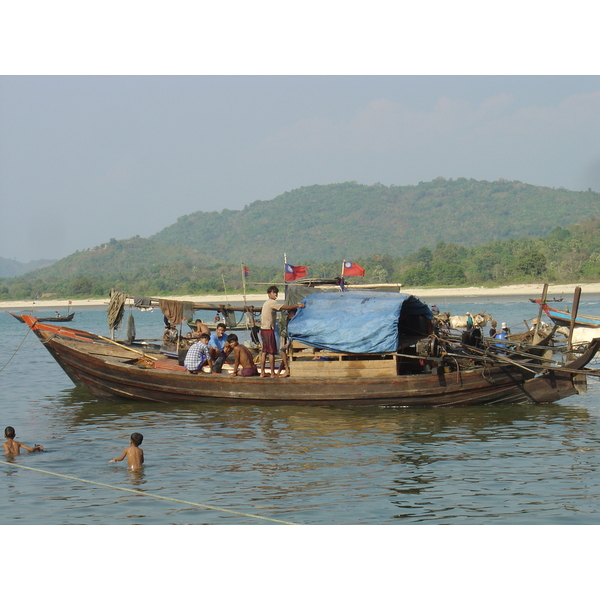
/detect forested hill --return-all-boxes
[0,257,55,277]
[151,179,600,265]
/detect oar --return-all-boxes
[94,334,158,360]
[443,338,541,374]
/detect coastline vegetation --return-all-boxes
[1,218,600,301]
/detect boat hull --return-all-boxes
[20,315,599,408]
[534,301,600,329]
[9,311,75,323]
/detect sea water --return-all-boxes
[2,294,600,525]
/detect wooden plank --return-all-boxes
[291,359,397,378]
[291,341,313,350]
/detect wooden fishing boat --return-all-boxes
[7,312,25,323]
[17,289,600,407]
[530,299,600,330]
[8,311,75,323]
[530,285,600,346]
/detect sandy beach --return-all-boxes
[1,283,599,310]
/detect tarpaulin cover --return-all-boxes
[288,291,432,354]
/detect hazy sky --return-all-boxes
[2,75,600,263]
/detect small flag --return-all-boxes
[342,261,365,277]
[243,266,249,278]
[284,263,308,282]
[68,300,72,305]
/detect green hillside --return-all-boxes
[0,257,55,277]
[4,178,600,301]
[151,179,600,265]
[34,236,213,278]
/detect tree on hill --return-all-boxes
[151,179,600,266]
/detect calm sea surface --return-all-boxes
[3,293,600,525]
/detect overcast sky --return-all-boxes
[2,7,600,263]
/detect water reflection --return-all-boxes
[50,385,598,440]
[124,467,147,488]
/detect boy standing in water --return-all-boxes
[109,432,144,469]
[3,426,43,455]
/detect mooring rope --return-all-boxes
[0,328,30,374]
[0,460,296,525]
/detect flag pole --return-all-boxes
[221,274,229,303]
[283,253,288,300]
[241,262,247,307]
[341,260,345,278]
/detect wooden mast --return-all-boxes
[567,286,582,355]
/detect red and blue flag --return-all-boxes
[342,261,365,277]
[284,263,308,281]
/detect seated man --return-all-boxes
[209,322,232,372]
[184,333,213,374]
[227,334,258,377]
[192,319,210,338]
[163,324,179,344]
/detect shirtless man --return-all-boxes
[193,319,210,338]
[227,334,258,377]
[3,426,43,455]
[109,432,144,469]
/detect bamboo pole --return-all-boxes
[567,286,582,355]
[534,283,548,337]
[95,334,158,360]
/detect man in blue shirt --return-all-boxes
[209,323,233,372]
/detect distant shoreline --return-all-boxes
[1,283,598,310]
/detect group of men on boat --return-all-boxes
[178,285,304,378]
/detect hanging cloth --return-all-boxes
[182,301,194,323]
[159,299,184,325]
[126,313,136,344]
[133,296,152,308]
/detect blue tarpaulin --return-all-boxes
[288,291,432,354]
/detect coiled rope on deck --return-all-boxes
[0,460,296,525]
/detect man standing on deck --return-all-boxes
[260,286,304,378]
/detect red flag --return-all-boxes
[243,266,249,278]
[342,261,365,277]
[284,263,308,281]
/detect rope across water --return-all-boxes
[0,327,30,374]
[0,460,296,525]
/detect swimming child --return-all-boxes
[109,432,144,469]
[3,426,43,455]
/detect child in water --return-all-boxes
[3,426,43,455]
[109,432,144,469]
